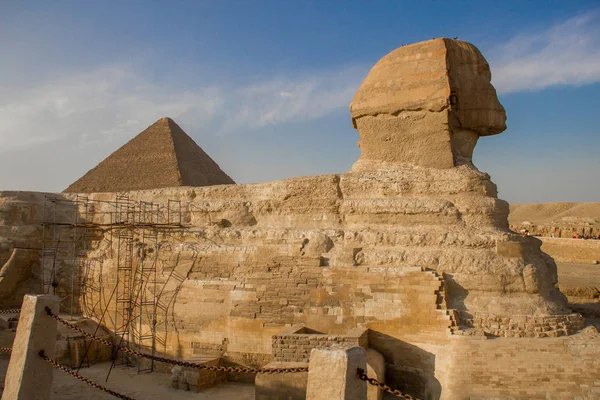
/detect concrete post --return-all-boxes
[306,344,367,400]
[2,295,59,400]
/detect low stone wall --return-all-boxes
[441,328,600,399]
[170,357,227,392]
[509,223,599,239]
[461,312,585,338]
[272,326,368,362]
[509,220,600,239]
[54,333,113,368]
[538,237,600,264]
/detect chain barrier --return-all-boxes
[0,309,20,314]
[39,350,136,400]
[45,307,308,374]
[0,348,11,352]
[357,368,421,400]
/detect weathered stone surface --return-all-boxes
[2,295,59,400]
[350,38,506,170]
[0,168,583,397]
[272,326,368,363]
[0,248,36,304]
[169,357,226,392]
[523,264,542,294]
[306,345,367,400]
[440,333,600,399]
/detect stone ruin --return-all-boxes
[0,38,598,399]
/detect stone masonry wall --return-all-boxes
[272,326,368,362]
[509,223,600,239]
[162,258,452,362]
[439,330,600,399]
[538,237,600,264]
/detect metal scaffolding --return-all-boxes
[41,194,186,373]
[41,195,92,318]
[133,201,160,372]
[112,195,135,365]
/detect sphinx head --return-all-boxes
[350,38,506,170]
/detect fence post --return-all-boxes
[306,344,367,400]
[2,294,59,400]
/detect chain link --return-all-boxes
[357,368,421,400]
[0,309,20,314]
[45,307,308,374]
[39,350,136,400]
[0,348,11,352]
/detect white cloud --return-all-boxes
[0,65,223,152]
[0,62,364,154]
[490,11,600,94]
[218,69,362,135]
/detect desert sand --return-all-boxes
[0,358,254,400]
[509,202,600,225]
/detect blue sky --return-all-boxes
[1,0,599,203]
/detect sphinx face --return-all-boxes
[349,38,507,170]
[446,40,507,136]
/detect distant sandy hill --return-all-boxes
[509,203,600,225]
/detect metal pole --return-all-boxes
[52,200,57,295]
[137,201,144,373]
[113,197,121,360]
[41,197,47,293]
[167,200,171,225]
[151,202,159,372]
[70,196,79,320]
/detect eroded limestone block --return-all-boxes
[301,232,334,256]
[350,38,506,170]
[306,345,367,400]
[523,264,542,294]
[3,295,59,400]
[541,253,559,286]
[0,247,36,305]
[171,366,183,388]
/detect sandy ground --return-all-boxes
[0,357,404,400]
[509,202,600,225]
[0,358,254,400]
[557,262,600,289]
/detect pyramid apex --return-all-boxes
[157,117,174,124]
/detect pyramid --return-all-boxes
[64,118,235,193]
